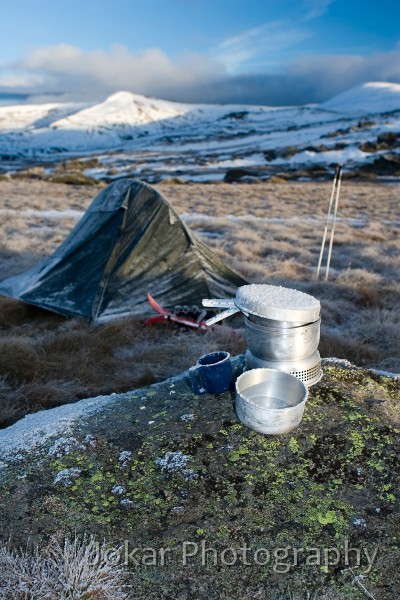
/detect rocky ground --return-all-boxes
[2,144,400,185]
[0,358,399,599]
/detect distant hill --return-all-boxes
[322,82,400,113]
[0,82,399,182]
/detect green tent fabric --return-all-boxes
[0,179,247,321]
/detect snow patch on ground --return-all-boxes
[0,392,123,462]
[0,373,187,463]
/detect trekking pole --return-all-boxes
[325,163,342,281]
[315,166,338,280]
[315,164,342,280]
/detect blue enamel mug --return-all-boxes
[189,351,233,395]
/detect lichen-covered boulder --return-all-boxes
[0,357,399,599]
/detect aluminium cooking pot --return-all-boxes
[203,284,321,326]
[244,315,321,361]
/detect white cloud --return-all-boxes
[302,0,335,20]
[212,21,312,72]
[210,1,336,73]
[1,44,225,100]
[23,44,83,72]
[0,73,47,88]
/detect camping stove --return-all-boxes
[245,349,323,387]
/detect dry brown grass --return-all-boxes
[0,294,245,427]
[0,179,398,427]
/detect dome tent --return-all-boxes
[0,179,246,321]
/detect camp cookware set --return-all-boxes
[203,284,323,387]
[199,284,323,434]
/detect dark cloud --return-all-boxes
[161,73,310,105]
[1,43,400,106]
[286,45,400,102]
[173,45,400,105]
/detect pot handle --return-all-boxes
[204,307,240,326]
[202,298,236,309]
[189,366,207,395]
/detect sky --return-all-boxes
[0,0,399,106]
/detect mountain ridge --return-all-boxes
[0,82,399,182]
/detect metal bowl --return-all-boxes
[235,368,308,435]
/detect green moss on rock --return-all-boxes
[0,359,399,598]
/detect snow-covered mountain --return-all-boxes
[322,82,400,114]
[0,82,399,182]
